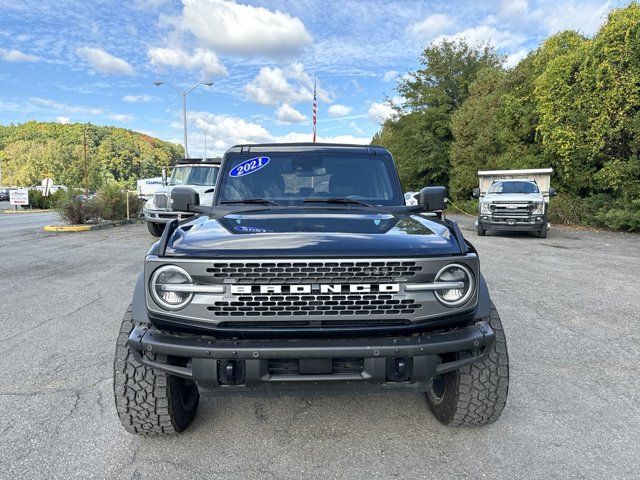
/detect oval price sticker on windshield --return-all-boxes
[229,157,270,177]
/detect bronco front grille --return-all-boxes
[206,261,422,284]
[207,293,422,317]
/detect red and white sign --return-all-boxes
[10,189,29,206]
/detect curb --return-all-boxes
[2,209,53,214]
[44,218,142,233]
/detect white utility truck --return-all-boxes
[472,168,556,238]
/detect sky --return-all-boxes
[0,0,626,157]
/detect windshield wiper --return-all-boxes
[303,197,375,207]
[220,198,280,206]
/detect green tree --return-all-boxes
[373,39,503,190]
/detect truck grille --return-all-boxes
[154,192,169,210]
[207,293,421,317]
[206,261,422,284]
[490,204,531,217]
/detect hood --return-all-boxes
[482,192,543,203]
[164,208,462,258]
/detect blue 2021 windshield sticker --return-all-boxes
[229,156,270,177]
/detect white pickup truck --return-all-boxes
[473,168,556,238]
[143,158,221,237]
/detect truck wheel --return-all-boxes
[426,303,509,426]
[146,221,164,237]
[538,223,548,238]
[477,224,486,236]
[113,305,199,435]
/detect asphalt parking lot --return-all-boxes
[0,211,639,479]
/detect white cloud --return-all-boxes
[382,70,400,83]
[148,47,228,77]
[189,111,369,155]
[278,132,370,145]
[349,121,364,135]
[122,94,152,103]
[327,104,352,117]
[433,25,525,50]
[368,102,396,124]
[30,97,104,116]
[499,0,529,20]
[0,48,39,62]
[542,1,611,36]
[245,63,329,105]
[407,13,454,40]
[504,49,528,68]
[193,113,272,150]
[179,0,312,56]
[276,104,307,124]
[56,116,70,124]
[109,113,134,123]
[76,47,135,75]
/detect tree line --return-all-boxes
[373,3,640,231]
[0,121,183,191]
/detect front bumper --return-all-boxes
[128,321,494,392]
[478,214,546,231]
[144,208,194,224]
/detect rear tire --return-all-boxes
[113,305,199,435]
[426,303,509,426]
[146,221,164,237]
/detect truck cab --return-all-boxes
[143,158,221,236]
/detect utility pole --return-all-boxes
[204,130,207,159]
[154,81,213,159]
[83,125,88,198]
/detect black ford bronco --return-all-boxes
[113,143,509,435]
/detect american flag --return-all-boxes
[312,76,317,143]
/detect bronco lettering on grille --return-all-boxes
[230,284,400,295]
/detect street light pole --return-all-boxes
[154,81,213,159]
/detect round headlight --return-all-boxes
[150,265,193,310]
[434,263,474,307]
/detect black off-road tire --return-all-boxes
[538,223,548,238]
[113,305,199,435]
[477,224,486,236]
[426,303,509,426]
[146,221,164,237]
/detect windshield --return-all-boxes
[216,153,403,206]
[169,165,219,186]
[488,181,539,194]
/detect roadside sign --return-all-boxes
[42,178,54,197]
[10,189,29,206]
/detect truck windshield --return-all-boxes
[169,166,219,186]
[216,153,403,206]
[488,181,539,194]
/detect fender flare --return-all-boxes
[474,273,492,320]
[132,273,150,323]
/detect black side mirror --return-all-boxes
[171,187,200,212]
[161,167,168,186]
[419,186,447,211]
[549,187,557,197]
[472,187,480,198]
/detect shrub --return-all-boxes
[594,199,640,232]
[93,183,143,221]
[547,194,591,226]
[21,188,66,209]
[55,191,99,225]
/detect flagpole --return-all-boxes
[312,75,317,143]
